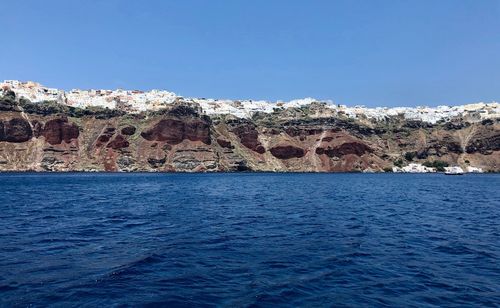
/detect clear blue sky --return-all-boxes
[1,0,499,106]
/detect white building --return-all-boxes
[393,163,436,173]
[1,80,499,121]
[466,166,484,173]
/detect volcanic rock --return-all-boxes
[2,118,33,142]
[270,145,306,159]
[41,118,79,145]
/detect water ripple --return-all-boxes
[0,173,499,306]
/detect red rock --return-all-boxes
[42,118,79,145]
[97,134,111,143]
[141,118,211,144]
[96,127,116,147]
[316,142,372,157]
[270,145,306,159]
[1,118,33,142]
[184,119,211,144]
[103,148,117,171]
[107,134,129,149]
[216,138,233,148]
[231,124,265,153]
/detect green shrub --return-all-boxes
[404,151,416,161]
[422,160,449,172]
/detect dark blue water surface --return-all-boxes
[0,173,499,307]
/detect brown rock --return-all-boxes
[97,134,111,143]
[121,125,136,135]
[285,127,323,137]
[270,145,306,159]
[32,120,43,137]
[107,134,129,149]
[141,118,211,144]
[216,138,233,148]
[466,134,500,154]
[316,142,372,157]
[42,118,79,145]
[2,118,33,142]
[184,119,211,144]
[96,127,116,146]
[231,123,265,153]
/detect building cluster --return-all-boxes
[393,163,437,173]
[1,80,499,123]
[393,164,483,173]
[1,80,177,112]
[342,103,499,124]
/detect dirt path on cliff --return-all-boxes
[457,123,478,166]
[311,130,327,171]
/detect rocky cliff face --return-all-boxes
[0,94,498,172]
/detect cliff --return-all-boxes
[0,82,498,172]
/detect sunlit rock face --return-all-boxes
[141,118,211,145]
[41,118,79,145]
[3,80,498,123]
[0,82,498,172]
[228,121,265,154]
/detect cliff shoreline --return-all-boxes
[1,81,498,173]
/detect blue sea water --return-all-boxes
[0,173,499,307]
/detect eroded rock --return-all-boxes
[230,123,265,154]
[107,134,129,149]
[121,125,136,136]
[466,135,500,154]
[216,138,233,148]
[141,118,211,144]
[41,118,79,145]
[96,127,116,147]
[270,145,305,159]
[148,156,166,168]
[2,118,33,142]
[316,142,372,157]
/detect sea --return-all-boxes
[0,173,499,307]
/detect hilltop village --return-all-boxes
[0,80,498,173]
[2,80,498,124]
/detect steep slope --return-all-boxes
[0,93,498,172]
